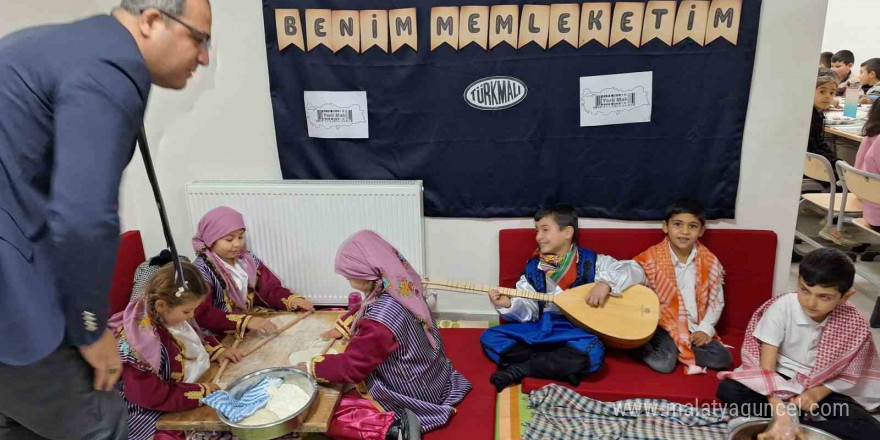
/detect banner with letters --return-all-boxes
[263,0,761,219]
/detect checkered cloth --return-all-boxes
[523,384,729,440]
[202,377,282,423]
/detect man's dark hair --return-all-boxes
[861,58,880,78]
[819,51,833,68]
[534,204,579,243]
[664,198,706,226]
[799,248,855,294]
[831,50,854,66]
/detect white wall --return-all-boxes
[2,1,828,315]
[822,0,880,67]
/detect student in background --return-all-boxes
[809,69,861,246]
[819,51,833,69]
[852,99,880,328]
[809,69,842,168]
[831,50,858,96]
[858,58,880,104]
[853,99,880,230]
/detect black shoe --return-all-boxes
[385,420,401,440]
[489,363,529,392]
[385,409,421,440]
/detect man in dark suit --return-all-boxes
[0,0,211,438]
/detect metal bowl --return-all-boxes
[218,367,318,440]
[729,420,842,440]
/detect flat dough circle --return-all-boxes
[288,349,315,366]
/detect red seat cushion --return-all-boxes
[108,230,146,316]
[499,228,777,402]
[521,331,745,404]
[426,328,496,440]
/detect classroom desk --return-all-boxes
[825,125,864,165]
[156,311,346,433]
[825,125,865,143]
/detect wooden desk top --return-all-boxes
[825,125,865,143]
[156,311,347,433]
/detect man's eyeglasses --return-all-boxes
[144,8,211,51]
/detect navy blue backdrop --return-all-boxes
[262,0,761,219]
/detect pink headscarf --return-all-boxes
[334,230,437,348]
[107,296,205,373]
[192,206,258,310]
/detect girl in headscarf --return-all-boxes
[192,206,313,337]
[109,262,238,440]
[300,230,471,440]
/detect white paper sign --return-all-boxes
[304,91,369,138]
[579,72,652,127]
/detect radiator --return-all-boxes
[185,180,425,305]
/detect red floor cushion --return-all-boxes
[500,228,777,403]
[426,328,496,440]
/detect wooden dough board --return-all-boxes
[156,311,348,433]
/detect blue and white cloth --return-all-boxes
[203,377,282,423]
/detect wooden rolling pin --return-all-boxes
[317,338,337,356]
[212,311,314,384]
[212,338,241,384]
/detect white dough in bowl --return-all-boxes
[265,383,311,419]
[239,408,280,426]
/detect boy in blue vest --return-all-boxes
[480,205,645,391]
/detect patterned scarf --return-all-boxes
[717,293,880,410]
[107,295,206,373]
[535,244,579,290]
[191,206,258,310]
[334,230,437,348]
[634,239,724,375]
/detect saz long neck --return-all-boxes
[422,279,555,303]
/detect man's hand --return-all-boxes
[488,289,512,308]
[586,283,611,308]
[691,331,711,347]
[78,329,123,392]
